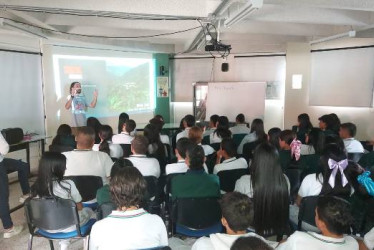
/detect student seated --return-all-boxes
[231,236,273,250]
[149,116,170,145]
[32,152,95,250]
[267,127,281,151]
[126,135,161,178]
[300,128,325,156]
[289,143,363,231]
[237,119,267,155]
[51,124,76,148]
[339,122,364,153]
[63,127,114,185]
[203,114,219,137]
[318,114,337,136]
[278,196,358,250]
[293,113,313,144]
[87,117,102,144]
[189,126,215,156]
[112,119,136,144]
[230,113,251,135]
[191,192,277,250]
[278,130,301,171]
[92,125,123,159]
[143,124,166,161]
[210,116,232,144]
[117,112,129,134]
[171,145,220,199]
[176,114,195,142]
[165,138,192,175]
[213,138,247,175]
[96,159,134,206]
[89,166,168,249]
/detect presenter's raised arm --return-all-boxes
[65,96,73,110]
[89,89,98,108]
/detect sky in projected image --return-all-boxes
[53,55,155,118]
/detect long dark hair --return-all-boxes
[143,124,165,157]
[306,128,325,154]
[118,112,129,134]
[250,119,267,142]
[329,113,341,134]
[52,124,72,145]
[268,127,281,150]
[298,113,313,131]
[87,117,102,143]
[251,142,289,236]
[213,116,232,139]
[317,144,363,199]
[98,125,113,156]
[31,152,70,198]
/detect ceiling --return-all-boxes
[0,0,374,54]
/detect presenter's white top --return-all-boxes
[67,94,88,115]
[176,128,190,142]
[192,232,277,250]
[237,132,257,154]
[89,208,168,250]
[343,138,364,153]
[92,142,123,159]
[0,133,9,162]
[127,154,161,178]
[63,150,113,185]
[276,231,358,250]
[213,157,247,175]
[112,132,134,144]
[229,124,251,135]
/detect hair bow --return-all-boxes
[358,171,374,197]
[290,139,302,161]
[328,158,348,188]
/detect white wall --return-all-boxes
[284,42,374,140]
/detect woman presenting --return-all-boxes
[65,82,98,127]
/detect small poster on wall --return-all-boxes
[157,77,169,97]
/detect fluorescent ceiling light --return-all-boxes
[224,0,263,27]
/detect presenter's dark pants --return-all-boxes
[0,159,30,229]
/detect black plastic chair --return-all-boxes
[120,144,132,157]
[48,144,74,153]
[217,168,248,192]
[348,153,364,163]
[285,168,303,204]
[164,143,172,164]
[171,197,222,237]
[298,196,319,230]
[360,141,373,152]
[96,202,117,220]
[144,176,162,215]
[358,152,374,170]
[205,152,217,174]
[24,197,95,250]
[242,141,260,163]
[202,135,210,145]
[210,143,221,151]
[232,134,247,148]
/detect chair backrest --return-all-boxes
[348,153,364,163]
[210,143,221,151]
[358,152,374,170]
[120,144,132,157]
[202,135,210,145]
[164,143,172,164]
[360,141,373,152]
[285,168,303,203]
[144,176,161,214]
[64,176,103,202]
[172,197,222,230]
[49,144,74,153]
[232,134,247,148]
[97,202,117,220]
[298,196,319,230]
[24,197,80,234]
[217,168,248,192]
[242,141,260,163]
[205,152,217,174]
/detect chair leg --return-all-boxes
[49,240,54,250]
[28,234,33,250]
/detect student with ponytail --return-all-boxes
[92,125,123,159]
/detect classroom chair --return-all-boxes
[96,202,117,220]
[298,196,319,231]
[217,168,248,193]
[120,144,132,157]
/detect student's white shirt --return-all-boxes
[192,232,277,250]
[298,173,324,198]
[229,124,251,135]
[276,231,358,250]
[203,128,216,137]
[176,128,191,142]
[235,174,291,198]
[92,142,123,159]
[200,143,215,156]
[300,144,315,155]
[160,134,170,145]
[364,227,374,250]
[166,160,189,175]
[213,157,248,175]
[210,132,223,144]
[112,132,134,144]
[127,154,161,178]
[0,133,9,162]
[237,132,257,155]
[63,150,113,185]
[343,138,364,153]
[89,208,168,250]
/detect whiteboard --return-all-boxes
[205,82,266,122]
[310,48,374,107]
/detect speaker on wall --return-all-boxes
[221,63,229,72]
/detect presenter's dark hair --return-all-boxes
[250,119,267,142]
[32,152,69,198]
[340,122,357,137]
[251,142,289,236]
[231,236,272,250]
[221,138,237,157]
[214,116,232,139]
[98,125,113,156]
[298,113,313,130]
[110,158,134,178]
[186,145,205,170]
[236,114,245,123]
[52,124,72,145]
[118,112,129,134]
[69,81,80,94]
[110,166,147,209]
[268,127,281,150]
[316,196,354,235]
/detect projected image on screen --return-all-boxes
[53,55,155,118]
